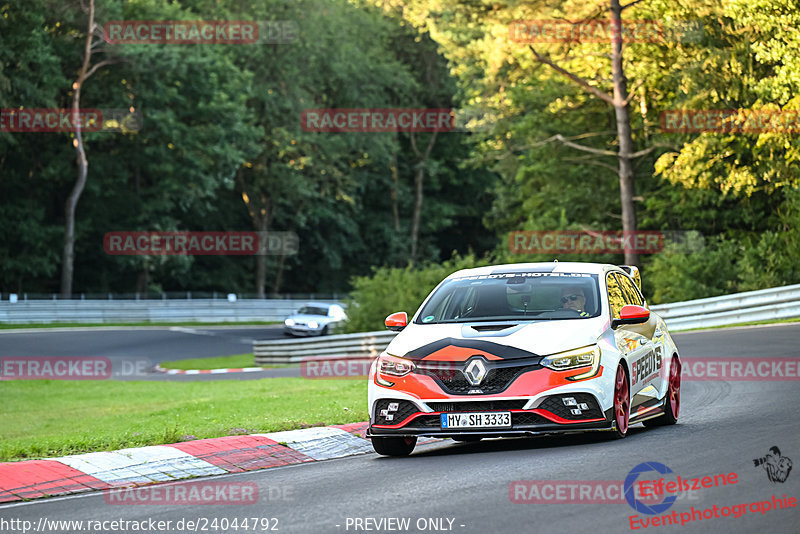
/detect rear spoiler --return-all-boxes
[618,265,641,289]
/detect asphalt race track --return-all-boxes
[0,326,290,381]
[1,324,799,534]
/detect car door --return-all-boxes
[615,272,666,407]
[606,272,653,405]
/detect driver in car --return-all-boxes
[561,286,589,316]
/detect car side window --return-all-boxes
[606,272,625,319]
[616,273,644,306]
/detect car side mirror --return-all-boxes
[385,312,408,332]
[611,305,650,329]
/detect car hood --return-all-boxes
[386,318,607,361]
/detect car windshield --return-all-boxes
[414,272,600,324]
[297,306,328,316]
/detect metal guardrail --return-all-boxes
[0,299,342,324]
[1,292,342,301]
[650,283,800,331]
[254,331,397,364]
[252,284,800,363]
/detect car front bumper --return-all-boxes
[284,325,325,336]
[367,359,623,438]
[367,410,614,438]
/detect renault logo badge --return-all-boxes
[464,358,488,386]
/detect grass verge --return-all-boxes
[0,378,366,462]
[157,353,291,371]
[678,317,800,332]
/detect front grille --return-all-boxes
[427,400,528,412]
[537,393,604,420]
[512,412,549,425]
[417,359,540,395]
[373,399,419,425]
[415,415,442,428]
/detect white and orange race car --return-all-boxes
[367,262,682,456]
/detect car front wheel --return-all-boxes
[371,436,416,456]
[612,364,630,439]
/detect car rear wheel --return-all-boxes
[371,436,416,456]
[644,356,681,428]
[612,364,630,439]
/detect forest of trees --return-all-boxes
[2,0,798,304]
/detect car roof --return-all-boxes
[445,262,623,280]
[299,302,336,308]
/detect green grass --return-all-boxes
[0,321,280,329]
[159,353,291,370]
[0,378,366,462]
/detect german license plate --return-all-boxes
[440,412,511,428]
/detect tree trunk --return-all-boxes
[272,251,286,295]
[409,165,424,263]
[60,0,116,295]
[61,97,88,297]
[408,130,438,264]
[60,0,96,297]
[610,0,639,266]
[135,264,149,294]
[255,216,268,298]
[390,154,401,232]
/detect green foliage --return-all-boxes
[737,187,800,290]
[644,238,741,304]
[0,0,495,296]
[2,0,799,303]
[343,254,490,332]
[645,187,800,303]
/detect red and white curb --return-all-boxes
[0,424,440,503]
[154,364,266,375]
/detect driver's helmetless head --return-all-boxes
[561,286,586,312]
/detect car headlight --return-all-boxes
[284,318,295,326]
[377,353,415,377]
[308,321,319,329]
[540,345,601,380]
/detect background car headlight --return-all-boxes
[308,321,319,329]
[284,318,295,326]
[377,353,415,377]
[541,345,601,380]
